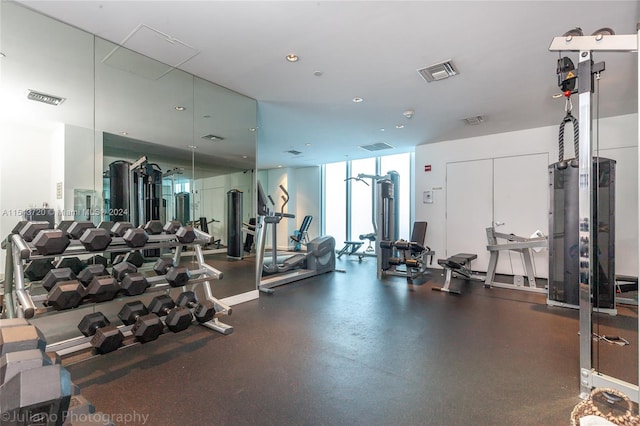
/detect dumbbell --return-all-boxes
[123,250,144,267]
[77,264,109,286]
[143,220,164,235]
[42,267,76,291]
[19,221,51,242]
[77,312,124,354]
[122,228,148,248]
[16,221,68,256]
[67,221,95,240]
[85,275,120,303]
[79,228,112,251]
[176,226,196,243]
[55,257,86,275]
[46,280,86,310]
[118,301,163,343]
[112,262,149,296]
[24,259,54,281]
[98,221,114,234]
[163,221,181,234]
[0,349,56,385]
[148,295,193,332]
[176,291,216,323]
[32,229,70,255]
[0,320,46,356]
[111,222,133,237]
[56,220,75,237]
[153,257,191,287]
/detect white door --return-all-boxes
[445,159,493,268]
[493,153,550,277]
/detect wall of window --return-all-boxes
[322,152,413,251]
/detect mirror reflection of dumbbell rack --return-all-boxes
[2,220,233,360]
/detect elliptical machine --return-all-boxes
[255,181,335,293]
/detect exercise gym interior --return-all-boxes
[1,1,640,425]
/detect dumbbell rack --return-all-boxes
[2,228,233,357]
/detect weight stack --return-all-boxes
[377,179,395,278]
[175,192,190,226]
[227,189,243,259]
[547,157,615,310]
[108,161,131,222]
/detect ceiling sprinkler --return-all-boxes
[403,109,414,119]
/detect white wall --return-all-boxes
[258,167,321,250]
[415,113,638,276]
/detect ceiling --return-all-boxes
[16,1,640,169]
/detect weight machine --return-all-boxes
[549,26,640,402]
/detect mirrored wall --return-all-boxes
[0,2,258,316]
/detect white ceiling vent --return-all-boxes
[27,89,65,106]
[359,142,394,152]
[463,115,485,125]
[417,60,458,82]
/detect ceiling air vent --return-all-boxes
[417,60,458,83]
[202,134,225,141]
[287,149,303,156]
[463,115,485,125]
[27,89,65,106]
[359,142,394,152]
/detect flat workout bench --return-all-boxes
[432,253,483,294]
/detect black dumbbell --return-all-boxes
[163,221,181,234]
[47,280,86,310]
[79,228,112,251]
[42,267,76,291]
[122,228,148,248]
[123,250,144,267]
[176,226,196,243]
[78,312,124,354]
[148,295,193,332]
[77,264,109,286]
[67,221,95,240]
[112,262,149,296]
[143,220,164,235]
[176,291,216,323]
[24,259,54,281]
[19,221,52,242]
[153,256,190,287]
[85,276,120,303]
[55,257,86,275]
[11,221,28,235]
[32,229,70,255]
[98,221,115,234]
[111,222,133,237]
[56,220,75,237]
[118,301,163,343]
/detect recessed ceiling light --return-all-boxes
[120,131,128,135]
[249,127,257,132]
[175,106,186,111]
[242,155,248,159]
[396,124,404,129]
[286,54,299,62]
[352,97,363,103]
[277,165,283,168]
[188,145,197,149]
[380,128,385,132]
[305,143,312,147]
